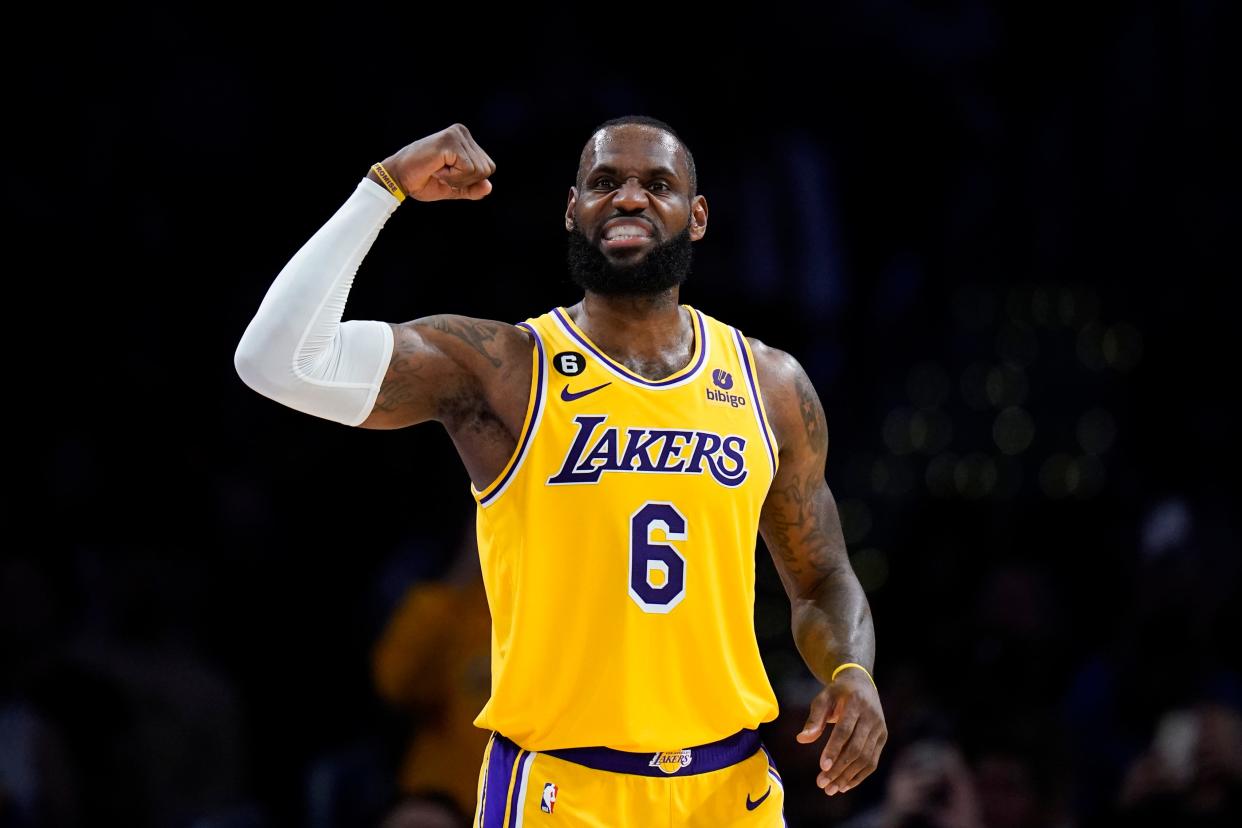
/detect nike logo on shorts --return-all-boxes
[746,785,771,810]
[560,381,611,401]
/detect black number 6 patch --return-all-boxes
[553,351,586,376]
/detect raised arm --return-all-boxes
[233,124,506,429]
[749,337,888,798]
[355,314,532,430]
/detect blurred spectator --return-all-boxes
[371,517,491,821]
[1064,494,1241,822]
[1110,701,1242,827]
[377,791,470,828]
[971,741,1070,828]
[839,738,984,828]
[0,702,77,827]
[1,550,249,827]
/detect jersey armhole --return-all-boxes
[732,328,780,480]
[471,321,547,506]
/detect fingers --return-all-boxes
[462,178,493,199]
[438,127,492,181]
[434,155,476,184]
[826,693,846,725]
[827,723,886,794]
[819,704,861,778]
[434,141,494,199]
[434,177,493,200]
[479,147,497,176]
[797,689,835,743]
[466,137,496,180]
[402,124,496,201]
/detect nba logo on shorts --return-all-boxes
[541,782,558,813]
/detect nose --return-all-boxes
[612,177,650,210]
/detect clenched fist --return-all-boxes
[376,124,496,202]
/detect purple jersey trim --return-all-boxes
[538,727,762,777]
[476,737,489,827]
[760,743,783,780]
[477,321,545,506]
[551,306,708,388]
[733,328,778,476]
[481,735,522,827]
[505,750,535,826]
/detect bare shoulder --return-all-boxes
[745,335,828,460]
[746,335,801,390]
[357,314,534,430]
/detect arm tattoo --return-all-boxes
[795,368,828,457]
[372,335,429,415]
[760,354,845,597]
[757,348,876,682]
[763,472,840,592]
[425,316,504,368]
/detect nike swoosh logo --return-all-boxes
[746,785,771,810]
[560,381,611,401]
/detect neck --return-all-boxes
[568,288,690,367]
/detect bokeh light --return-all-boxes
[954,452,999,499]
[993,406,1036,455]
[986,364,1030,407]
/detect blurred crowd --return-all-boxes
[4,487,1239,827]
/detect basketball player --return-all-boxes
[234,119,887,826]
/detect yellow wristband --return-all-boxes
[831,662,876,689]
[370,162,406,203]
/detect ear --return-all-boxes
[689,194,708,241]
[565,186,578,231]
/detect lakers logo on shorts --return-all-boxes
[649,749,693,774]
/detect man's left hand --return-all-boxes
[796,668,887,795]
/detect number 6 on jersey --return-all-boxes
[629,501,687,613]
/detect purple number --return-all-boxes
[629,501,687,613]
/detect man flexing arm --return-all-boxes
[750,340,888,797]
[234,125,535,491]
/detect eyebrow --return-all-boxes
[587,164,682,181]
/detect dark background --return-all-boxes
[8,3,1239,827]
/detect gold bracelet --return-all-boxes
[831,662,877,689]
[370,162,406,203]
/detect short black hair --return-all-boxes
[577,115,698,199]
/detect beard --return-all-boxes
[566,221,694,296]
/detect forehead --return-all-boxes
[581,125,688,180]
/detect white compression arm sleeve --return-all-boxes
[234,177,401,426]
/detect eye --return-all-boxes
[650,181,670,192]
[593,177,615,189]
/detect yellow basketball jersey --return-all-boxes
[470,303,781,751]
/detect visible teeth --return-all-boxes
[604,223,652,240]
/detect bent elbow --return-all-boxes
[232,326,293,401]
[233,336,269,394]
